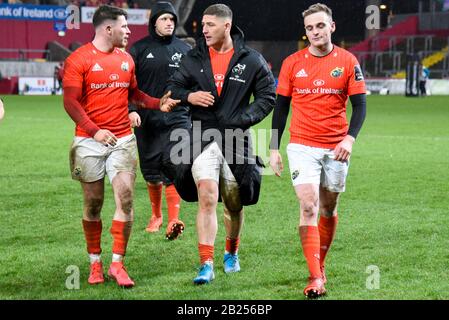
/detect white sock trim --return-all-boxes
[112,253,124,262]
[89,254,101,264]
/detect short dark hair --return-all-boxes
[93,5,128,28]
[203,4,233,21]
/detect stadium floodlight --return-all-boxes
[380,4,387,10]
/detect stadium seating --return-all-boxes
[350,13,449,79]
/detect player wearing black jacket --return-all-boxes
[167,4,276,285]
[128,1,191,240]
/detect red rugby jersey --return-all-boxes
[63,42,138,138]
[277,45,366,148]
[209,47,234,96]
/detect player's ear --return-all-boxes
[330,21,336,33]
[225,21,231,32]
[105,24,112,34]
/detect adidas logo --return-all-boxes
[146,52,154,59]
[295,69,308,78]
[92,63,103,72]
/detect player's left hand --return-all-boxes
[269,149,284,177]
[128,112,141,128]
[333,135,355,162]
[160,91,181,112]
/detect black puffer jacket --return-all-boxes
[165,25,276,205]
[167,25,276,131]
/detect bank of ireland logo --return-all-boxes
[232,63,246,78]
[331,67,344,78]
[121,61,129,72]
[214,74,225,88]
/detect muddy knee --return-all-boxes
[221,181,241,213]
[300,200,318,221]
[198,182,218,212]
[223,196,242,213]
[85,196,103,218]
[119,187,134,215]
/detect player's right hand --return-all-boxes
[334,135,354,162]
[187,91,215,107]
[269,149,284,177]
[128,112,141,128]
[160,90,181,112]
[94,129,117,147]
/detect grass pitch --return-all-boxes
[0,95,448,300]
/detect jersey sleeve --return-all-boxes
[63,54,84,88]
[346,55,366,96]
[276,57,293,97]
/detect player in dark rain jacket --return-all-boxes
[166,4,276,285]
[128,1,191,240]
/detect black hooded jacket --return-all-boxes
[128,1,191,129]
[165,26,276,205]
[167,25,276,131]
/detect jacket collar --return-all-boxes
[192,25,248,58]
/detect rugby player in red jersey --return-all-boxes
[270,3,367,298]
[63,5,181,287]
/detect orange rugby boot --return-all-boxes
[145,215,163,233]
[88,261,104,285]
[108,262,135,288]
[304,276,326,299]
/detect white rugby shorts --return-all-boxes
[191,142,241,211]
[69,134,137,183]
[286,143,349,192]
